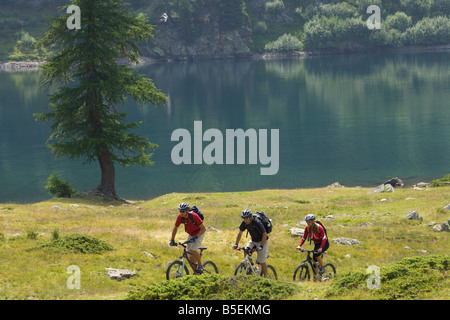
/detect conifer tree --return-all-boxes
[35,0,167,200]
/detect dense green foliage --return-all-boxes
[326,254,449,299]
[264,33,303,52]
[127,273,298,300]
[2,0,450,60]
[39,233,114,254]
[431,173,450,187]
[44,173,78,198]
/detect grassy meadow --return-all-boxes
[0,185,449,300]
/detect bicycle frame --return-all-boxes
[176,241,201,274]
[298,249,326,274]
[235,247,262,276]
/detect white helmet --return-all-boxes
[305,214,315,221]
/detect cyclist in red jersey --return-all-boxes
[170,202,206,273]
[296,214,330,277]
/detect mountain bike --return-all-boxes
[166,240,219,280]
[293,249,336,281]
[233,246,277,279]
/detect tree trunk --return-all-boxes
[96,152,122,201]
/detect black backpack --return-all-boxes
[254,211,272,234]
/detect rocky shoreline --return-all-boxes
[1,44,449,72]
[0,61,43,72]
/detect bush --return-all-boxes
[384,12,412,32]
[45,173,77,198]
[430,174,450,187]
[40,233,114,254]
[404,16,450,45]
[127,274,298,300]
[264,33,303,52]
[326,255,449,300]
[27,230,39,240]
[265,0,285,16]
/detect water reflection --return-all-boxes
[1,51,449,203]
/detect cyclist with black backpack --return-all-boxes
[233,209,269,278]
[170,203,206,273]
[296,214,330,277]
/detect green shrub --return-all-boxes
[326,254,449,300]
[127,274,298,300]
[26,230,39,240]
[40,233,114,254]
[404,16,450,45]
[265,33,303,52]
[44,173,77,198]
[265,0,285,16]
[430,174,450,187]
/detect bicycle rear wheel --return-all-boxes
[265,265,277,280]
[166,260,189,280]
[293,264,310,281]
[320,263,336,281]
[202,260,219,274]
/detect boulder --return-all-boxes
[106,268,136,281]
[369,184,394,193]
[290,227,304,237]
[405,210,422,221]
[384,177,404,187]
[331,237,363,246]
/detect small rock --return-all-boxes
[405,210,422,221]
[328,182,344,188]
[403,246,411,250]
[443,203,450,211]
[359,222,373,227]
[206,225,220,232]
[290,227,304,237]
[345,254,351,258]
[106,268,136,281]
[142,251,156,258]
[414,182,431,188]
[368,184,394,193]
[331,237,363,246]
[325,215,334,220]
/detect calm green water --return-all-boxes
[1,51,450,203]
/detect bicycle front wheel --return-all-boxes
[320,263,336,281]
[166,260,189,280]
[293,264,310,281]
[264,265,277,280]
[234,263,252,276]
[202,261,219,274]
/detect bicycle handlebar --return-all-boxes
[297,248,328,254]
[234,247,256,253]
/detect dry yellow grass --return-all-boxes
[0,186,449,299]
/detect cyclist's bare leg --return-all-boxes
[260,262,268,278]
[188,249,202,266]
[317,255,324,269]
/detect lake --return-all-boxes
[1,51,449,203]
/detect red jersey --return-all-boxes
[175,211,203,236]
[298,224,327,248]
